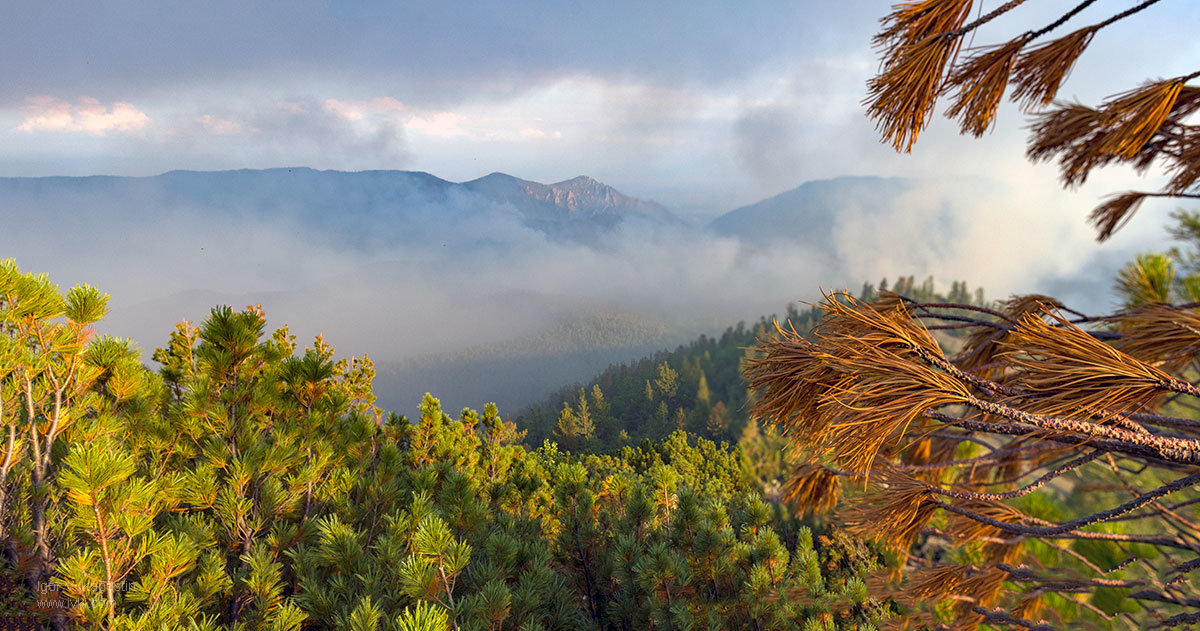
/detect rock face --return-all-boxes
[544,175,671,218]
[0,167,675,245]
[460,172,670,235]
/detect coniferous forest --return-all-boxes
[0,259,892,630]
[518,277,987,488]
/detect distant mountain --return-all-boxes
[463,172,670,221]
[708,176,923,247]
[0,167,674,245]
[459,172,673,242]
[3,167,1006,418]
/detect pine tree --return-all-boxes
[56,440,163,627]
[705,401,730,440]
[652,362,678,402]
[694,373,710,408]
[588,384,618,443]
[0,259,113,630]
[0,260,895,630]
[574,390,593,444]
[551,400,592,452]
[652,401,671,438]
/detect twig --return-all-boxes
[932,470,1200,537]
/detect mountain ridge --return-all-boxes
[0,167,675,244]
[707,175,921,245]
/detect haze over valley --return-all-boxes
[0,167,1171,412]
[4,0,1194,413]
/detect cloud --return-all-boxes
[195,114,241,134]
[182,98,411,168]
[249,100,410,166]
[405,111,468,138]
[16,96,149,135]
[732,105,803,190]
[322,97,406,121]
[0,1,875,108]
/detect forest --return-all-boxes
[6,216,1200,630]
[0,260,888,630]
[5,206,1200,630]
[517,277,987,489]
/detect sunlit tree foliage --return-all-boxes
[0,259,887,631]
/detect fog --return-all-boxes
[0,168,1176,413]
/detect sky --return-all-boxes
[3,1,1200,404]
[3,1,1195,211]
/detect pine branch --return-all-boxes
[920,450,1103,502]
[1024,0,1100,39]
[969,605,1054,631]
[932,469,1200,538]
[944,0,1031,40]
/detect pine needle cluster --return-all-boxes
[747,288,1200,628]
[865,0,1200,240]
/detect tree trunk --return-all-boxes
[92,501,116,626]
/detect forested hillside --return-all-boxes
[0,260,886,630]
[517,276,987,458]
[374,310,688,415]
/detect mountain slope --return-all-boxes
[374,310,689,414]
[0,168,675,245]
[463,172,669,219]
[708,175,922,246]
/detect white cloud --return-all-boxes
[322,97,406,121]
[17,96,149,136]
[322,99,366,120]
[405,111,468,138]
[195,114,241,134]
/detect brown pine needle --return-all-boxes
[903,564,1008,614]
[999,311,1175,417]
[1011,592,1049,626]
[1113,304,1200,375]
[867,34,963,152]
[1024,81,1199,194]
[959,294,1061,376]
[1167,131,1200,194]
[959,566,1008,608]
[1026,103,1111,185]
[1010,27,1097,110]
[906,564,972,600]
[1097,79,1186,159]
[876,0,977,51]
[843,470,938,549]
[1089,191,1149,241]
[945,38,1027,136]
[946,497,1031,542]
[1170,85,1200,119]
[781,463,844,515]
[749,292,975,472]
